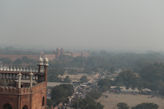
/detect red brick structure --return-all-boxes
[0,54,56,61]
[0,57,49,109]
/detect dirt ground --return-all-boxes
[97,92,164,109]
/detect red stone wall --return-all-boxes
[0,95,18,109]
[0,82,47,109]
[20,95,31,109]
[31,82,47,109]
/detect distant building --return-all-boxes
[0,54,56,62]
[55,48,64,58]
[0,57,49,109]
[0,54,39,61]
[54,48,90,58]
[0,48,90,63]
[71,51,90,58]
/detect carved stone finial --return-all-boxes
[3,66,6,71]
[38,56,44,66]
[23,67,26,72]
[9,66,13,71]
[13,67,16,71]
[17,67,20,72]
[6,67,9,71]
[19,67,22,72]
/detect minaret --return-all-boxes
[43,57,49,81]
[38,56,44,73]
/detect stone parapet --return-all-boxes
[0,86,18,95]
[0,81,47,95]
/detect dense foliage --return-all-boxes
[113,63,164,95]
[87,89,102,100]
[80,76,88,83]
[47,52,164,81]
[98,78,111,92]
[138,63,164,92]
[131,103,158,109]
[117,103,129,109]
[72,96,104,109]
[117,103,158,109]
[51,84,74,105]
[115,70,140,89]
[0,56,36,65]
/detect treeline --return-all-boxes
[117,102,158,109]
[96,62,164,96]
[48,51,164,81]
[71,96,103,109]
[0,47,40,55]
[56,51,164,71]
[115,63,164,95]
[0,56,37,65]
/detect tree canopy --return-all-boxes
[72,96,104,109]
[117,102,129,109]
[132,103,158,109]
[51,84,74,105]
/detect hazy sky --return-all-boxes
[0,0,164,51]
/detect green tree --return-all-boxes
[63,76,71,83]
[98,78,111,92]
[72,96,103,109]
[87,89,102,100]
[132,103,158,109]
[80,76,88,83]
[138,63,164,91]
[115,70,140,89]
[117,102,129,109]
[51,84,74,105]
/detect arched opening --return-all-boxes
[22,105,28,109]
[3,103,12,109]
[42,96,45,106]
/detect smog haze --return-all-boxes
[0,0,164,52]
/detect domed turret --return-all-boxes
[38,56,44,65]
[43,57,49,66]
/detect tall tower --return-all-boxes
[0,57,49,109]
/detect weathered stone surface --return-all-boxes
[0,82,47,109]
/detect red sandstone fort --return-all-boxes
[0,48,90,62]
[0,57,48,109]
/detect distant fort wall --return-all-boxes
[0,48,90,62]
[0,54,56,61]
